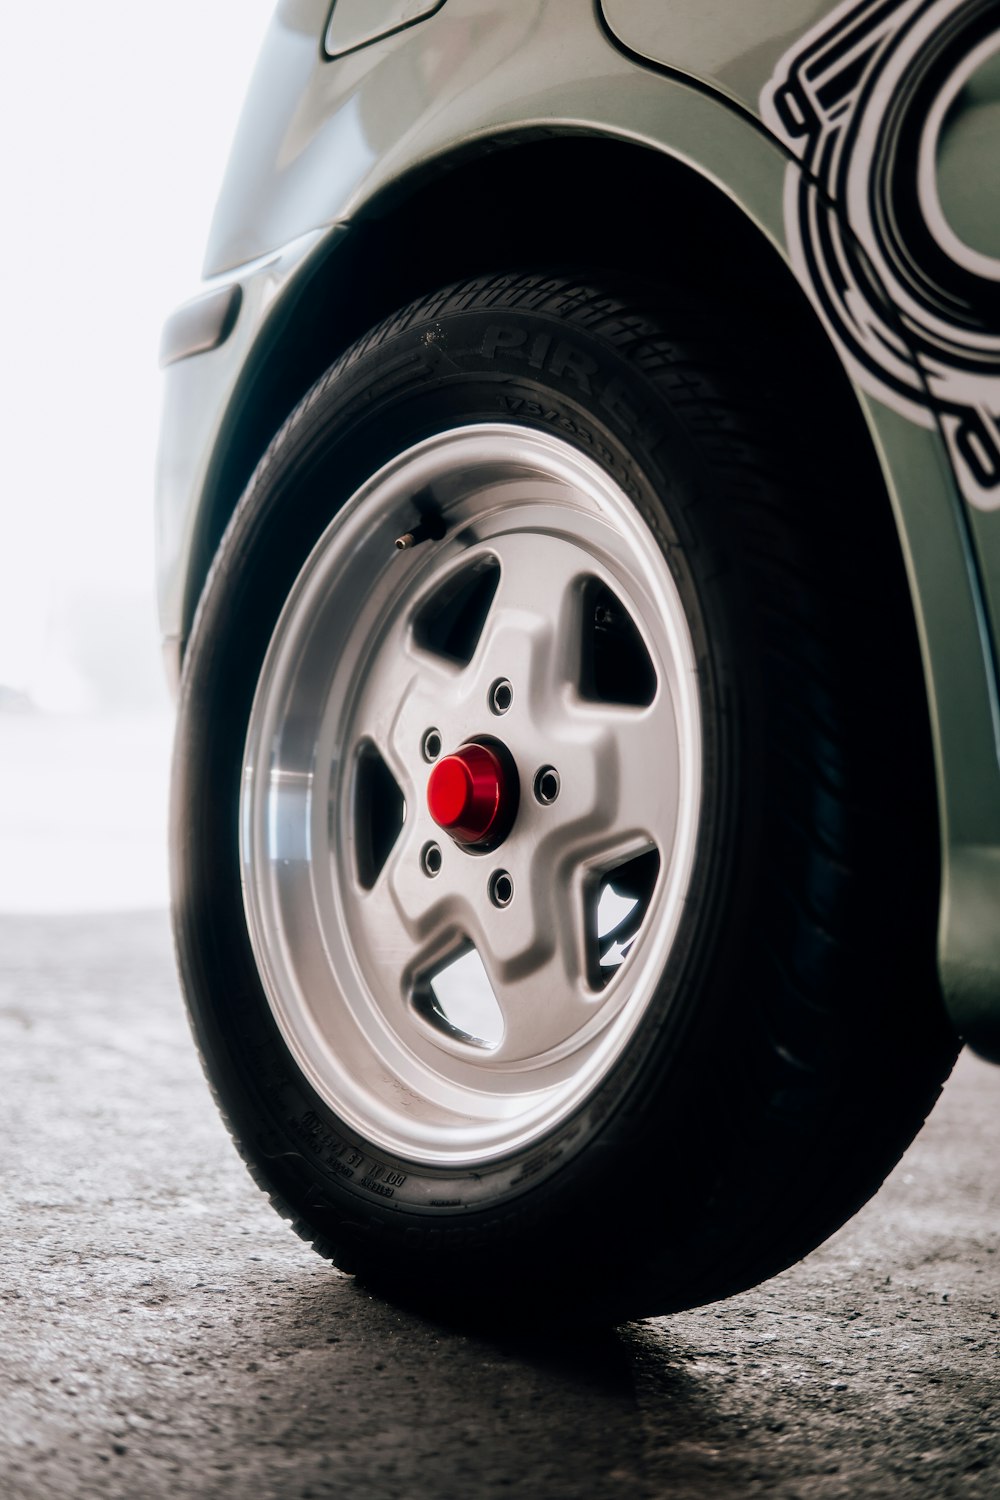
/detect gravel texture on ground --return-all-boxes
[0,911,997,1499]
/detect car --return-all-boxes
[157,0,1000,1321]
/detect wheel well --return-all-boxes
[188,134,894,640]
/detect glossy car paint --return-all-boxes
[601,0,842,117]
[156,0,1000,1052]
[324,0,448,58]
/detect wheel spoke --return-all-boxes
[492,967,595,1064]
[476,872,594,1064]
[354,650,448,785]
[465,531,585,711]
[485,936,593,1068]
[588,690,683,859]
[356,826,466,1009]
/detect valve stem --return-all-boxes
[393,506,446,554]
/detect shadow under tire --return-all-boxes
[172,271,957,1321]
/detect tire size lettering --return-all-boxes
[498,396,561,422]
[496,396,617,468]
[359,1177,395,1198]
[359,1162,408,1197]
[332,1142,364,1169]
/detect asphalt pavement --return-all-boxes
[1,910,997,1499]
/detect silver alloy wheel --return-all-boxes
[240,424,702,1166]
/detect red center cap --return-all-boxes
[427,741,508,846]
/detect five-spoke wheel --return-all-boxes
[240,426,701,1163]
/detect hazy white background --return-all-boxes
[0,0,276,909]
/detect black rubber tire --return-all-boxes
[171,271,958,1322]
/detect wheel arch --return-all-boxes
[184,131,904,649]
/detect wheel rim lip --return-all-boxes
[240,424,703,1167]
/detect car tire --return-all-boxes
[171,272,957,1320]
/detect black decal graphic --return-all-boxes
[762,0,1000,509]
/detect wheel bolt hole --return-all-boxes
[422,728,442,762]
[533,766,560,805]
[421,841,443,877]
[489,870,514,908]
[489,678,513,715]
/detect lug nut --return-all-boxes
[421,728,442,762]
[489,870,514,907]
[421,841,443,877]
[489,678,513,715]
[533,766,560,805]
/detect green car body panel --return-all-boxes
[156,0,1000,1056]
